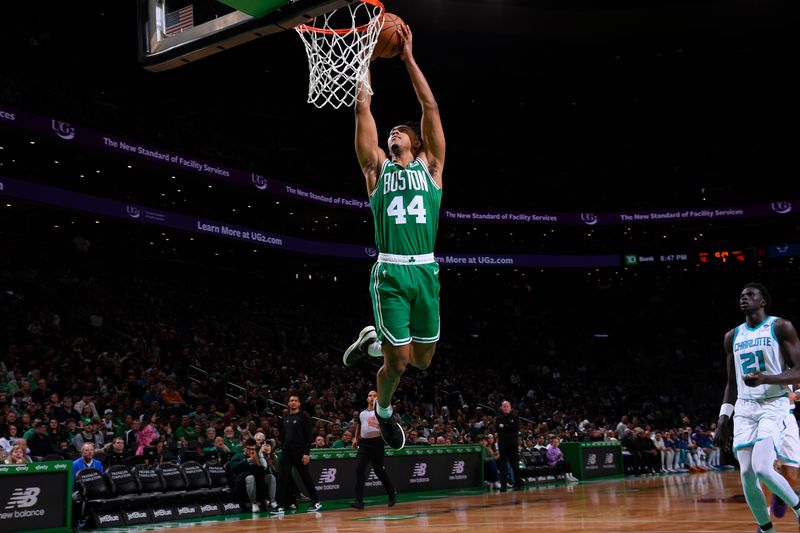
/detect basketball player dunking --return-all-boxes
[341,22,445,450]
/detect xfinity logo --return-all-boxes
[52,120,76,140]
[581,213,598,225]
[5,487,39,509]
[126,206,141,219]
[318,468,337,483]
[451,461,465,475]
[251,173,268,190]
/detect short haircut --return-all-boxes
[744,282,771,309]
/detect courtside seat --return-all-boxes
[180,460,215,500]
[157,461,190,502]
[74,467,128,527]
[204,460,233,498]
[131,463,167,500]
[105,464,152,505]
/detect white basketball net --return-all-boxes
[295,1,384,109]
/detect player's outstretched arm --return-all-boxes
[355,72,386,195]
[398,24,444,187]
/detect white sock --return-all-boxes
[368,341,382,357]
[376,401,393,419]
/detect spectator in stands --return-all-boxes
[545,436,579,482]
[136,413,160,457]
[124,418,140,452]
[74,393,98,420]
[174,414,197,445]
[223,425,241,453]
[27,421,55,460]
[72,443,103,479]
[261,438,280,510]
[100,409,115,441]
[161,380,186,411]
[0,424,20,452]
[313,435,327,449]
[74,420,104,452]
[148,436,176,464]
[77,405,93,428]
[230,437,269,513]
[480,435,500,489]
[5,443,31,464]
[46,418,67,445]
[332,431,353,449]
[53,396,73,423]
[102,436,129,467]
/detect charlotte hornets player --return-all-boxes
[715,283,800,533]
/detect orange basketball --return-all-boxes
[371,12,404,60]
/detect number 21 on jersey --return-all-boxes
[740,350,766,374]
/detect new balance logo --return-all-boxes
[318,468,337,483]
[5,488,39,509]
[451,461,465,475]
[604,453,615,465]
[586,453,597,465]
[412,463,427,477]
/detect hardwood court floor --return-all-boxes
[118,471,791,533]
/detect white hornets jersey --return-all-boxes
[733,316,790,400]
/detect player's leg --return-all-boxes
[738,446,775,533]
[368,263,411,449]
[773,412,800,518]
[751,399,800,521]
[408,262,440,370]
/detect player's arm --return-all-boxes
[745,319,800,385]
[714,329,736,448]
[398,24,445,188]
[355,72,386,195]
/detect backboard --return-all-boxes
[138,0,353,72]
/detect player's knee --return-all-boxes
[413,358,432,370]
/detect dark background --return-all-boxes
[0,0,800,432]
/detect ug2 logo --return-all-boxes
[251,173,268,190]
[52,120,76,140]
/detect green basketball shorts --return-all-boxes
[369,256,440,346]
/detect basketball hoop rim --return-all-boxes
[296,0,384,35]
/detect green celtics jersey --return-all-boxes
[370,158,442,256]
